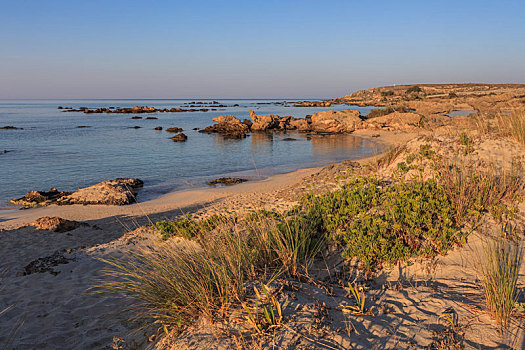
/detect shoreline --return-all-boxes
[0,130,415,230]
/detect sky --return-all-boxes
[1,0,524,99]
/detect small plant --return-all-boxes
[242,284,289,333]
[438,308,459,329]
[458,132,474,155]
[342,281,366,315]
[476,237,523,328]
[419,144,435,159]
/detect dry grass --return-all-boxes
[373,144,407,170]
[476,236,523,328]
[98,211,325,332]
[498,109,525,147]
[437,159,523,225]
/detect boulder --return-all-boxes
[310,109,362,133]
[28,216,81,233]
[154,126,163,130]
[57,178,143,206]
[249,110,280,131]
[288,118,311,131]
[365,112,422,130]
[171,133,187,142]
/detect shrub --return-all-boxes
[381,90,394,96]
[366,106,412,119]
[406,85,422,93]
[155,214,222,240]
[476,237,522,327]
[305,178,461,271]
[449,92,458,98]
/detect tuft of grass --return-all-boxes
[498,109,525,147]
[343,281,366,315]
[476,237,523,328]
[374,144,407,170]
[437,160,523,225]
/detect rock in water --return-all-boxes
[57,178,144,206]
[199,115,250,138]
[10,188,72,207]
[249,110,280,131]
[171,133,188,142]
[28,216,82,232]
[166,127,184,133]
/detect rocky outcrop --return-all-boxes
[57,178,144,206]
[249,110,280,131]
[288,118,311,131]
[28,216,82,232]
[310,110,363,133]
[293,101,333,107]
[171,133,187,142]
[365,112,422,130]
[11,188,72,207]
[199,115,250,138]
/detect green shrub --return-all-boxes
[155,214,222,240]
[381,90,394,96]
[366,106,412,119]
[303,178,461,271]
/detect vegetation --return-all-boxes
[406,85,422,93]
[498,109,525,148]
[381,90,394,96]
[476,237,523,327]
[365,106,412,119]
[242,284,289,333]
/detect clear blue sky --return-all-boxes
[1,0,524,99]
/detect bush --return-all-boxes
[406,85,422,93]
[304,178,461,271]
[366,106,412,119]
[381,90,394,96]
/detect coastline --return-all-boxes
[0,130,414,231]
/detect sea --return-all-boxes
[0,99,380,208]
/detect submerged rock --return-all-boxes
[1,126,23,130]
[207,177,246,186]
[166,127,184,133]
[154,126,163,130]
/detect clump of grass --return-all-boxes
[406,85,422,93]
[374,144,407,170]
[458,132,474,155]
[498,109,525,147]
[437,161,523,225]
[381,90,394,96]
[476,237,523,328]
[99,210,325,331]
[342,281,366,315]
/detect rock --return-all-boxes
[146,116,158,120]
[28,216,82,233]
[130,126,142,129]
[289,118,311,131]
[199,115,250,138]
[310,109,362,133]
[76,126,91,128]
[132,106,156,113]
[1,126,23,130]
[23,250,75,276]
[249,110,280,131]
[57,178,143,206]
[282,137,298,141]
[171,133,187,142]
[131,116,142,119]
[166,127,183,133]
[207,177,246,186]
[154,126,163,130]
[192,127,200,130]
[365,112,422,130]
[10,188,72,207]
[57,106,63,109]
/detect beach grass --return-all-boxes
[476,236,523,328]
[498,109,525,148]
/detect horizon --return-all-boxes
[2,0,524,99]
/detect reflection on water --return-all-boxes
[310,134,363,156]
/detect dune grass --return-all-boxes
[476,237,523,328]
[498,109,525,148]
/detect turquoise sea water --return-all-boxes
[0,99,379,207]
